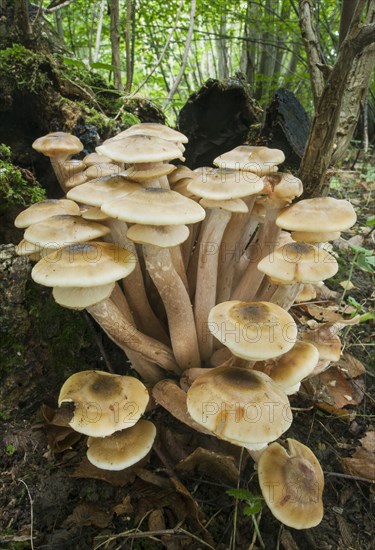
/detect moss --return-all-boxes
[0,146,46,212]
[0,44,57,108]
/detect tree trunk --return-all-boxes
[339,0,359,46]
[332,4,375,162]
[299,0,324,108]
[255,0,275,103]
[299,4,375,197]
[110,0,123,92]
[13,0,31,41]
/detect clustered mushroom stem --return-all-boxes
[169,246,189,291]
[194,208,232,362]
[87,297,180,377]
[231,207,281,301]
[217,196,257,303]
[269,283,303,311]
[50,157,71,193]
[105,218,169,343]
[231,218,262,290]
[152,380,212,435]
[143,244,201,371]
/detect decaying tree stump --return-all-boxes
[178,76,261,168]
[260,88,311,169]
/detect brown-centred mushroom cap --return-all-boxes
[58,370,149,437]
[258,438,324,529]
[14,199,80,228]
[101,188,206,225]
[262,173,303,204]
[32,242,136,287]
[66,177,141,207]
[32,132,83,160]
[213,146,285,175]
[188,167,263,200]
[257,242,338,284]
[276,197,357,233]
[52,282,115,310]
[24,215,110,246]
[96,134,183,163]
[108,122,188,144]
[86,420,156,470]
[254,341,319,395]
[186,366,292,449]
[302,324,341,362]
[127,224,190,247]
[208,301,298,360]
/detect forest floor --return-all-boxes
[0,163,374,550]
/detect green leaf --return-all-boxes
[90,61,117,71]
[62,56,86,68]
[243,502,262,516]
[366,215,375,227]
[227,488,255,501]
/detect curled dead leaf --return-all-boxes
[176,447,239,485]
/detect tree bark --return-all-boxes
[13,0,31,40]
[299,7,375,197]
[110,0,123,92]
[339,0,359,46]
[298,0,325,107]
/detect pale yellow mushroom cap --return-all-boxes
[14,199,80,228]
[213,145,285,176]
[186,366,292,449]
[52,283,115,310]
[32,242,136,287]
[208,301,298,360]
[258,438,324,529]
[127,224,190,247]
[109,122,188,144]
[188,167,263,200]
[67,176,141,207]
[32,132,83,159]
[24,215,110,246]
[58,370,149,437]
[102,188,206,225]
[86,420,156,470]
[96,134,183,163]
[257,242,338,284]
[276,197,357,233]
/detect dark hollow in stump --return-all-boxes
[260,88,311,169]
[178,76,260,169]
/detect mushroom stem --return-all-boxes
[152,380,212,435]
[194,208,232,362]
[105,218,169,344]
[50,157,70,193]
[269,283,303,310]
[87,296,180,376]
[231,207,281,301]
[217,196,257,303]
[143,245,201,371]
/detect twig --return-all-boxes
[82,311,115,373]
[18,479,34,550]
[324,471,374,484]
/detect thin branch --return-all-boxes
[164,0,197,108]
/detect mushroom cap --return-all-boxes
[86,420,156,470]
[127,224,190,247]
[66,177,141,207]
[81,206,109,221]
[96,134,183,163]
[14,199,80,228]
[101,188,206,225]
[53,283,115,309]
[118,163,176,182]
[188,167,263,199]
[208,301,298,360]
[302,325,341,361]
[83,152,112,166]
[24,215,110,246]
[64,171,89,189]
[109,122,188,144]
[58,370,149,437]
[258,438,324,529]
[262,173,303,204]
[276,197,357,232]
[15,239,60,259]
[295,283,318,303]
[62,159,86,178]
[168,165,195,185]
[291,230,341,243]
[32,242,136,287]
[213,146,285,175]
[199,197,248,213]
[254,341,319,394]
[85,163,121,180]
[257,242,338,284]
[186,366,292,448]
[32,132,83,159]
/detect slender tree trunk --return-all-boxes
[299,1,375,197]
[240,0,258,88]
[110,0,123,92]
[299,0,325,107]
[332,4,375,162]
[217,13,229,79]
[13,0,31,40]
[94,0,106,63]
[255,0,275,103]
[125,0,133,93]
[339,0,359,46]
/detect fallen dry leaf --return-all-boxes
[360,431,375,454]
[300,303,345,323]
[336,353,366,379]
[176,447,239,485]
[63,502,112,528]
[113,495,133,516]
[341,447,375,481]
[339,280,355,290]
